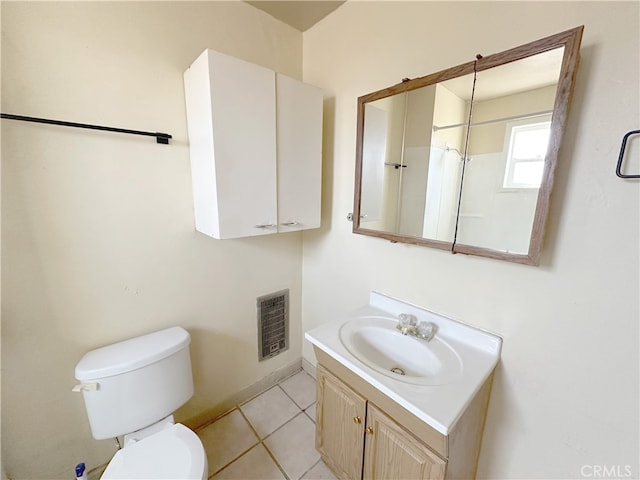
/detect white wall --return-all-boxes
[3,2,639,479]
[302,2,639,479]
[1,2,303,478]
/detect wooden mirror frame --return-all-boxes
[352,26,583,265]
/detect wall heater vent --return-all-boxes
[257,289,289,361]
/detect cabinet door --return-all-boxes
[276,73,323,232]
[185,49,277,239]
[364,405,446,480]
[316,365,366,480]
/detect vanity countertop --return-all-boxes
[305,291,502,435]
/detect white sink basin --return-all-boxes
[305,291,502,434]
[339,317,462,385]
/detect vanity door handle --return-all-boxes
[353,416,362,424]
[366,426,374,435]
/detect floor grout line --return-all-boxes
[204,408,260,479]
[298,458,324,480]
[303,408,315,424]
[207,441,259,479]
[196,405,245,433]
[261,441,291,480]
[202,370,324,480]
[277,370,317,410]
[236,406,295,480]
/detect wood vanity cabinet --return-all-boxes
[184,49,322,240]
[364,405,447,480]
[316,365,367,480]
[314,354,493,480]
[316,365,446,480]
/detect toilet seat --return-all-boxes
[101,423,207,480]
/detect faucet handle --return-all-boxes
[398,313,417,326]
[416,321,437,341]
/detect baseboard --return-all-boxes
[185,358,304,430]
[302,357,316,379]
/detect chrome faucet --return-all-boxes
[396,313,437,342]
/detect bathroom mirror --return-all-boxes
[353,26,583,265]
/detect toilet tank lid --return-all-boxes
[75,327,191,381]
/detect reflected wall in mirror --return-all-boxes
[353,26,583,265]
[360,74,474,244]
[456,47,563,255]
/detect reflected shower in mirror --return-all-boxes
[456,47,564,254]
[359,73,475,244]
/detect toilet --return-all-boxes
[74,327,208,480]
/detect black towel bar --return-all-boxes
[616,129,640,178]
[0,113,172,144]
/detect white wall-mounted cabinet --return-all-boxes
[184,49,322,239]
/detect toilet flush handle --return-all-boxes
[72,382,99,392]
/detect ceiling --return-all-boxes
[245,1,345,31]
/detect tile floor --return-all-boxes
[196,370,337,480]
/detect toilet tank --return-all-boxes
[75,327,194,440]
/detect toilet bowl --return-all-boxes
[74,327,207,480]
[102,424,207,480]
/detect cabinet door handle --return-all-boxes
[254,223,276,229]
[281,220,299,226]
[353,416,362,424]
[366,426,374,435]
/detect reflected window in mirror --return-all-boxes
[503,118,551,189]
[456,46,565,256]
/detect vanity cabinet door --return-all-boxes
[316,365,366,480]
[363,405,447,480]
